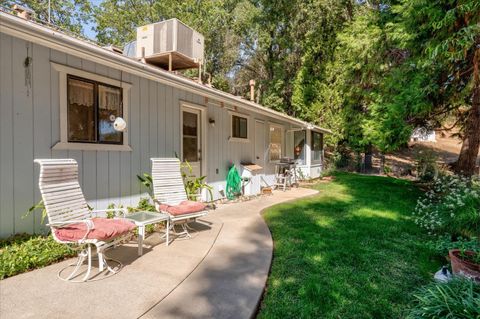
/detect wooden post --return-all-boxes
[249,79,256,101]
[198,62,202,84]
[168,53,172,71]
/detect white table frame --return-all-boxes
[126,211,170,256]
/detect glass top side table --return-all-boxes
[126,211,170,256]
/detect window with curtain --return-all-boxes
[269,125,283,161]
[294,130,306,163]
[67,75,123,144]
[311,131,323,161]
[231,115,248,139]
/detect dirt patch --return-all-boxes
[340,131,479,179]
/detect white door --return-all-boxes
[254,120,266,168]
[182,107,202,177]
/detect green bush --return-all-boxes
[407,278,480,319]
[413,174,480,238]
[427,235,480,258]
[0,234,75,279]
[415,149,439,182]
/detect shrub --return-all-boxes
[413,174,480,238]
[0,234,75,279]
[407,278,480,319]
[427,235,480,258]
[332,144,352,169]
[415,149,439,182]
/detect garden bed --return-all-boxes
[0,234,76,280]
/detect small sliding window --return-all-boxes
[67,75,123,145]
[231,114,248,140]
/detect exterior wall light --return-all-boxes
[113,117,127,132]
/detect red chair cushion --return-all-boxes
[54,218,135,242]
[157,200,206,216]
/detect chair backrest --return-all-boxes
[151,158,188,205]
[35,159,91,224]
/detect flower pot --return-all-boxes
[449,249,480,281]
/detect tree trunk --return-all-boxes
[364,144,373,171]
[456,48,480,176]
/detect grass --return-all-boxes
[258,172,441,319]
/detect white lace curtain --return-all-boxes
[99,85,121,111]
[68,79,121,111]
[68,79,94,107]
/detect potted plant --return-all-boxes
[412,174,480,281]
[449,248,480,281]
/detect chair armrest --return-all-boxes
[91,208,128,218]
[47,220,92,227]
[152,199,162,210]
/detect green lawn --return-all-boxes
[258,173,441,319]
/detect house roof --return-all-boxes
[0,10,332,134]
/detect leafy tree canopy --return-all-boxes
[0,0,92,34]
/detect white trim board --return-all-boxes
[51,62,132,152]
[228,110,250,143]
[180,101,207,179]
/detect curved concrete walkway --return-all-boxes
[0,188,317,319]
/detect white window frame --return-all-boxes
[51,62,132,151]
[293,129,307,164]
[311,131,323,163]
[229,111,250,143]
[268,123,284,163]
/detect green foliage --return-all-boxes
[0,234,75,279]
[259,173,439,318]
[332,144,353,169]
[427,235,480,258]
[180,161,213,201]
[413,174,480,238]
[94,0,249,85]
[415,149,439,183]
[137,161,212,202]
[25,199,47,225]
[134,197,155,212]
[0,0,92,35]
[137,173,153,196]
[407,278,480,319]
[105,202,127,218]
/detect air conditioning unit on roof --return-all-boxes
[136,18,204,71]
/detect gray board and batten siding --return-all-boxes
[0,33,300,237]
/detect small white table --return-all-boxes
[126,211,170,256]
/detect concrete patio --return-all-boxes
[0,187,317,319]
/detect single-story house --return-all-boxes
[411,127,436,143]
[0,10,330,237]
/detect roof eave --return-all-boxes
[0,11,332,133]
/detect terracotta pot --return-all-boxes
[449,249,480,281]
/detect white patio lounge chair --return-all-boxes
[35,159,135,282]
[151,158,208,243]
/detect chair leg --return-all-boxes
[98,252,104,272]
[81,245,93,281]
[58,244,122,282]
[59,247,88,282]
[181,224,192,238]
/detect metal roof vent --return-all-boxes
[12,4,35,20]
